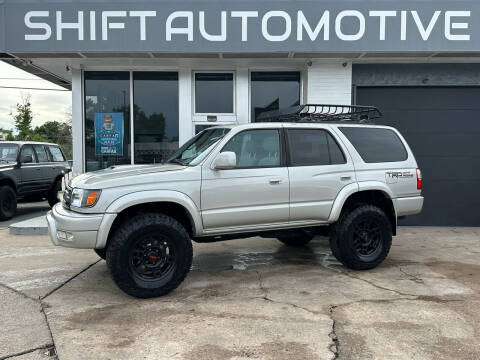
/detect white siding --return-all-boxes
[306,61,352,105]
[71,68,83,174]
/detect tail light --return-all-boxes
[416,169,422,190]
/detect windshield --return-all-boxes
[167,128,230,165]
[0,144,18,164]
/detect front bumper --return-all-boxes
[47,203,104,249]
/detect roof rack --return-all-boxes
[256,104,382,123]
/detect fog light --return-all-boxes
[57,231,74,242]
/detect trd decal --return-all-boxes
[386,171,414,179]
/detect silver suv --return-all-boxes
[47,105,423,298]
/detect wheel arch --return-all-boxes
[96,191,202,249]
[329,182,397,235]
[0,177,17,194]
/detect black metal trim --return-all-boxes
[256,104,382,124]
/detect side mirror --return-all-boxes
[21,155,33,164]
[213,151,236,170]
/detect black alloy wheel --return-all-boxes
[129,235,176,282]
[352,220,382,260]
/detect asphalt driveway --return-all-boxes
[0,227,479,360]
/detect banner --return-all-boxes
[94,112,123,156]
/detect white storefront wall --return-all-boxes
[71,59,352,174]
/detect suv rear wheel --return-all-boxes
[329,205,392,270]
[106,213,193,298]
[0,185,17,221]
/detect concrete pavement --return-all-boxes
[0,227,479,359]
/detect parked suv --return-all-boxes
[47,105,423,298]
[0,141,70,220]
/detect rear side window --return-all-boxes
[339,127,408,163]
[287,129,346,166]
[48,146,66,162]
[33,145,49,163]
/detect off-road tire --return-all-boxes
[329,205,392,270]
[94,248,107,260]
[48,179,62,208]
[106,213,193,298]
[277,230,315,247]
[0,185,17,221]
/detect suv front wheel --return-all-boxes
[329,205,392,270]
[0,185,17,220]
[106,213,193,298]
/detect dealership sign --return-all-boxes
[1,1,480,52]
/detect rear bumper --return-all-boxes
[395,196,424,217]
[47,203,103,249]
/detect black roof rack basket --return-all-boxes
[256,104,382,123]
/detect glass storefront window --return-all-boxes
[133,72,179,164]
[251,72,301,122]
[195,72,234,114]
[84,71,131,172]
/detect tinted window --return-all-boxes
[339,127,408,163]
[133,72,179,164]
[84,71,131,172]
[195,73,234,113]
[20,146,37,163]
[223,129,280,168]
[251,72,301,122]
[33,145,49,162]
[48,146,65,162]
[288,129,346,166]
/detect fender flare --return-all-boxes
[95,190,203,249]
[328,181,397,222]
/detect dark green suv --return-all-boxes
[0,141,70,220]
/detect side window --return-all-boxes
[223,129,281,168]
[287,129,346,166]
[339,127,408,163]
[20,145,37,163]
[33,145,49,163]
[48,146,66,162]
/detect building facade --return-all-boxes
[1,0,479,226]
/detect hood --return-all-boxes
[70,164,188,189]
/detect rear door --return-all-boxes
[18,145,41,194]
[46,145,68,183]
[286,127,355,221]
[32,145,52,190]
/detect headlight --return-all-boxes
[71,188,101,208]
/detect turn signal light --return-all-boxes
[416,169,423,190]
[86,191,100,207]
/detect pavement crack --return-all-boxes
[0,281,39,302]
[254,270,318,315]
[340,271,416,297]
[328,305,340,360]
[41,260,101,300]
[0,344,55,360]
[40,301,58,359]
[399,267,424,284]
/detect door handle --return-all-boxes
[340,176,351,181]
[269,178,282,185]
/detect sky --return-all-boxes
[0,62,71,131]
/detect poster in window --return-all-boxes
[95,113,124,156]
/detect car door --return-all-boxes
[201,128,289,230]
[32,145,52,190]
[286,127,356,221]
[18,145,42,194]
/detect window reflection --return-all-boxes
[133,72,179,164]
[251,72,301,122]
[195,73,234,114]
[84,71,131,172]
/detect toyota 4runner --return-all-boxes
[47,105,423,298]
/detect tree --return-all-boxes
[34,120,72,159]
[11,94,34,141]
